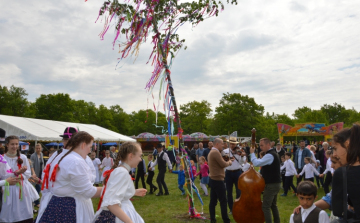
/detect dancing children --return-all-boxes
[280,152,297,196]
[101,150,113,182]
[91,151,102,186]
[146,154,157,194]
[93,142,147,223]
[150,144,172,196]
[194,156,209,196]
[290,181,329,223]
[135,155,146,189]
[36,131,102,223]
[0,135,39,223]
[172,165,186,195]
[296,157,320,182]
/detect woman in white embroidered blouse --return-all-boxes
[93,142,147,223]
[36,131,102,223]
[0,136,39,223]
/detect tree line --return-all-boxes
[1,85,360,140]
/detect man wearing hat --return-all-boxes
[46,127,96,183]
[223,136,246,214]
[150,143,172,196]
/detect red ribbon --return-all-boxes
[97,169,114,211]
[49,164,59,187]
[41,164,51,190]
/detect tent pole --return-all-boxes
[96,140,99,158]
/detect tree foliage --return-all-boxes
[179,100,212,134]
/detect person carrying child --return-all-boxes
[280,152,297,196]
[289,181,330,223]
[194,156,209,196]
[146,154,157,194]
[296,157,321,182]
[171,165,186,195]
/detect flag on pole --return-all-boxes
[230,131,237,138]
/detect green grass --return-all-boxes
[91,165,330,223]
[34,161,330,223]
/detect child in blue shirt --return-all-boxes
[172,165,185,195]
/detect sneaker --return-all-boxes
[164,192,170,195]
[280,194,287,196]
[155,192,163,196]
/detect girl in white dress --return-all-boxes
[91,151,102,185]
[100,150,113,182]
[93,142,147,223]
[36,131,102,223]
[0,135,39,223]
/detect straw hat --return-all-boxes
[227,136,239,144]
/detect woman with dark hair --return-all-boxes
[331,123,360,221]
[0,136,39,223]
[36,131,102,223]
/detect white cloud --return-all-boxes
[0,0,360,118]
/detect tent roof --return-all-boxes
[0,114,135,142]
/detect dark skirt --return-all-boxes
[38,196,76,223]
[94,210,116,223]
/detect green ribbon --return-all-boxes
[3,180,10,202]
[16,176,24,201]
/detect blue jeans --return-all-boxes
[178,184,185,194]
[225,169,242,211]
[34,183,41,205]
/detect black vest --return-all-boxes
[137,159,144,174]
[147,162,153,172]
[293,207,321,223]
[158,152,166,171]
[261,149,281,184]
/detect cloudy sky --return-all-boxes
[1,0,359,118]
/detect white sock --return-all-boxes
[200,183,208,195]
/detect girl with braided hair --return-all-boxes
[93,142,147,223]
[36,131,102,223]
[0,135,39,223]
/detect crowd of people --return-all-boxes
[0,124,359,223]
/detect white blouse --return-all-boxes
[0,158,12,186]
[101,157,113,169]
[36,151,97,223]
[299,163,320,179]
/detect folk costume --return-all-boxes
[290,204,329,223]
[36,151,97,223]
[150,147,172,196]
[0,153,39,223]
[92,157,102,184]
[93,164,144,223]
[101,157,113,182]
[146,160,157,194]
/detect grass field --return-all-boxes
[90,163,330,223]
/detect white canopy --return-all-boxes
[0,114,135,142]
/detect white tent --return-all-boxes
[0,114,135,143]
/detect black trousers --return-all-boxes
[225,170,242,211]
[284,175,297,195]
[323,172,332,194]
[156,169,168,194]
[146,171,156,192]
[281,174,286,189]
[305,177,314,182]
[209,178,230,223]
[297,168,303,186]
[135,171,146,189]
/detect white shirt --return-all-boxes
[280,159,297,176]
[148,161,155,171]
[101,157,113,169]
[150,151,172,169]
[299,163,320,179]
[241,163,250,172]
[223,148,246,171]
[289,204,330,223]
[93,166,144,223]
[36,151,97,223]
[323,158,334,175]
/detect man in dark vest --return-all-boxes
[135,157,146,189]
[150,143,172,196]
[250,138,281,223]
